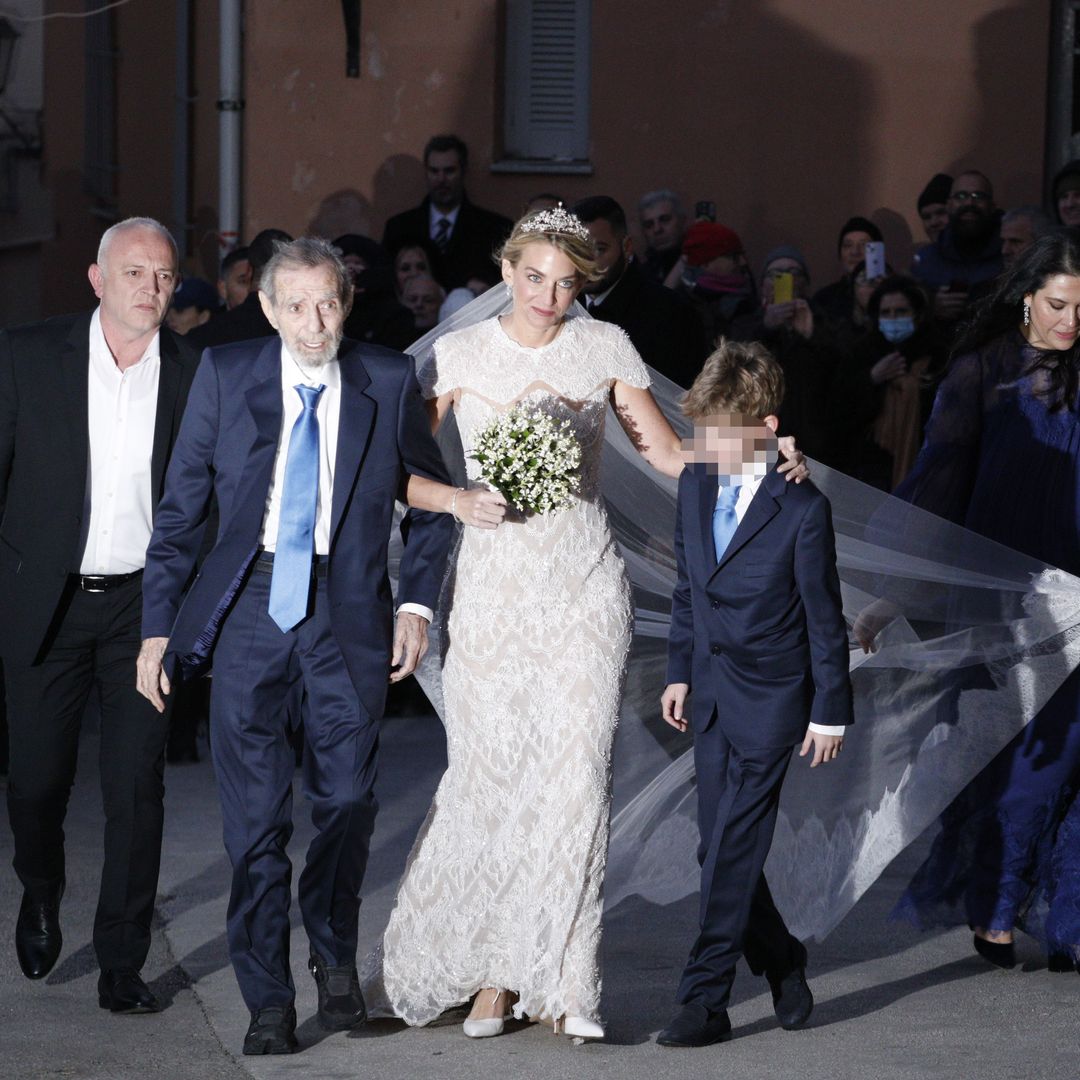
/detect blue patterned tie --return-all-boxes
[433,217,451,253]
[712,483,742,563]
[268,383,325,631]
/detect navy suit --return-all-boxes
[142,335,452,1010]
[667,465,852,1014]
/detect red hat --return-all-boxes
[682,222,744,266]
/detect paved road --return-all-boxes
[1,707,1077,1080]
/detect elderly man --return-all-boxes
[382,134,512,292]
[638,189,689,285]
[137,237,453,1054]
[999,205,1055,268]
[0,217,200,1011]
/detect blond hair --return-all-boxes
[682,337,785,419]
[497,210,602,283]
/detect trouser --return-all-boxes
[5,574,169,971]
[210,569,380,1011]
[677,723,805,1013]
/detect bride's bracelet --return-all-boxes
[450,487,464,524]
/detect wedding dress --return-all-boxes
[368,314,650,1025]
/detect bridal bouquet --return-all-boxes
[470,406,582,514]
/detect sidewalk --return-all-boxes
[1,709,1077,1080]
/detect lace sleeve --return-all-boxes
[417,335,459,400]
[892,348,985,524]
[602,323,651,390]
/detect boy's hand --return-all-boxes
[799,728,843,767]
[776,436,810,483]
[661,683,690,732]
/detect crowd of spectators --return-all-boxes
[171,133,1080,498]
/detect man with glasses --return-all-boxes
[913,170,1003,322]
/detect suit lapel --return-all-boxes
[151,329,184,499]
[59,315,92,486]
[709,468,785,578]
[330,345,375,543]
[239,339,286,519]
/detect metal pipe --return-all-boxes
[218,0,243,257]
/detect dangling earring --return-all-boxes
[1023,301,1031,326]
[505,284,513,300]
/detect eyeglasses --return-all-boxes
[951,190,990,203]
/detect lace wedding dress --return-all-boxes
[367,314,650,1025]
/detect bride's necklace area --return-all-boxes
[498,311,567,351]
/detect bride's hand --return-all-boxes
[852,598,900,654]
[455,488,507,529]
[776,436,810,483]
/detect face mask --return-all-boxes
[682,265,750,297]
[878,316,916,343]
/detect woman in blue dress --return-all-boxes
[870,230,1080,969]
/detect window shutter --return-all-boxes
[503,0,590,164]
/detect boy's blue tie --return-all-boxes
[268,383,325,631]
[712,484,742,563]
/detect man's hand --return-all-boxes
[776,436,810,483]
[136,637,172,714]
[390,612,429,683]
[455,488,507,530]
[799,728,843,767]
[763,300,796,331]
[791,298,814,339]
[661,682,690,733]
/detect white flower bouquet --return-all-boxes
[470,406,582,514]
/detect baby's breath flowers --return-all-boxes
[470,406,582,514]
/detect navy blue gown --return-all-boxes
[892,332,1080,961]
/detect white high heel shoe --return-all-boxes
[463,989,510,1038]
[554,1015,605,1040]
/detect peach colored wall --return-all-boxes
[242,0,1049,288]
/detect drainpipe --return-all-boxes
[172,0,191,255]
[218,0,243,257]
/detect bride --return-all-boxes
[372,207,802,1039]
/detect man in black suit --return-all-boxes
[0,217,200,1012]
[382,134,512,292]
[572,195,706,388]
[188,228,292,350]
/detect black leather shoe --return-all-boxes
[973,934,1016,969]
[1048,950,1080,974]
[768,966,813,1029]
[15,882,64,979]
[309,952,366,1031]
[657,1003,732,1047]
[243,1005,298,1055]
[97,968,161,1013]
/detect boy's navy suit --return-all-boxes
[667,463,852,1015]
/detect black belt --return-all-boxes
[253,553,329,578]
[73,569,143,593]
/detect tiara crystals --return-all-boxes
[520,207,592,242]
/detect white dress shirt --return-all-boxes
[79,308,159,574]
[429,202,460,243]
[719,467,845,737]
[260,345,433,622]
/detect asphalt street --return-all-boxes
[1,701,1078,1080]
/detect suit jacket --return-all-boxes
[140,336,454,718]
[667,466,852,748]
[0,312,201,665]
[186,291,275,351]
[589,260,706,388]
[382,196,513,290]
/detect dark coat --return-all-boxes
[588,260,707,388]
[187,292,275,350]
[140,336,453,719]
[667,466,852,748]
[382,196,513,290]
[0,312,201,665]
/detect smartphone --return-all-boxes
[694,200,716,222]
[864,240,886,280]
[772,271,794,304]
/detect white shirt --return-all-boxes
[428,202,460,243]
[79,308,160,574]
[719,468,845,737]
[260,345,433,622]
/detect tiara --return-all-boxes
[520,207,591,242]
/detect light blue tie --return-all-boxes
[712,484,742,563]
[268,383,324,631]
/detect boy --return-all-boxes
[658,339,852,1048]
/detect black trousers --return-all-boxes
[677,723,806,1014]
[210,569,380,1011]
[5,575,169,971]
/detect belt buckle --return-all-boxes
[80,575,108,593]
